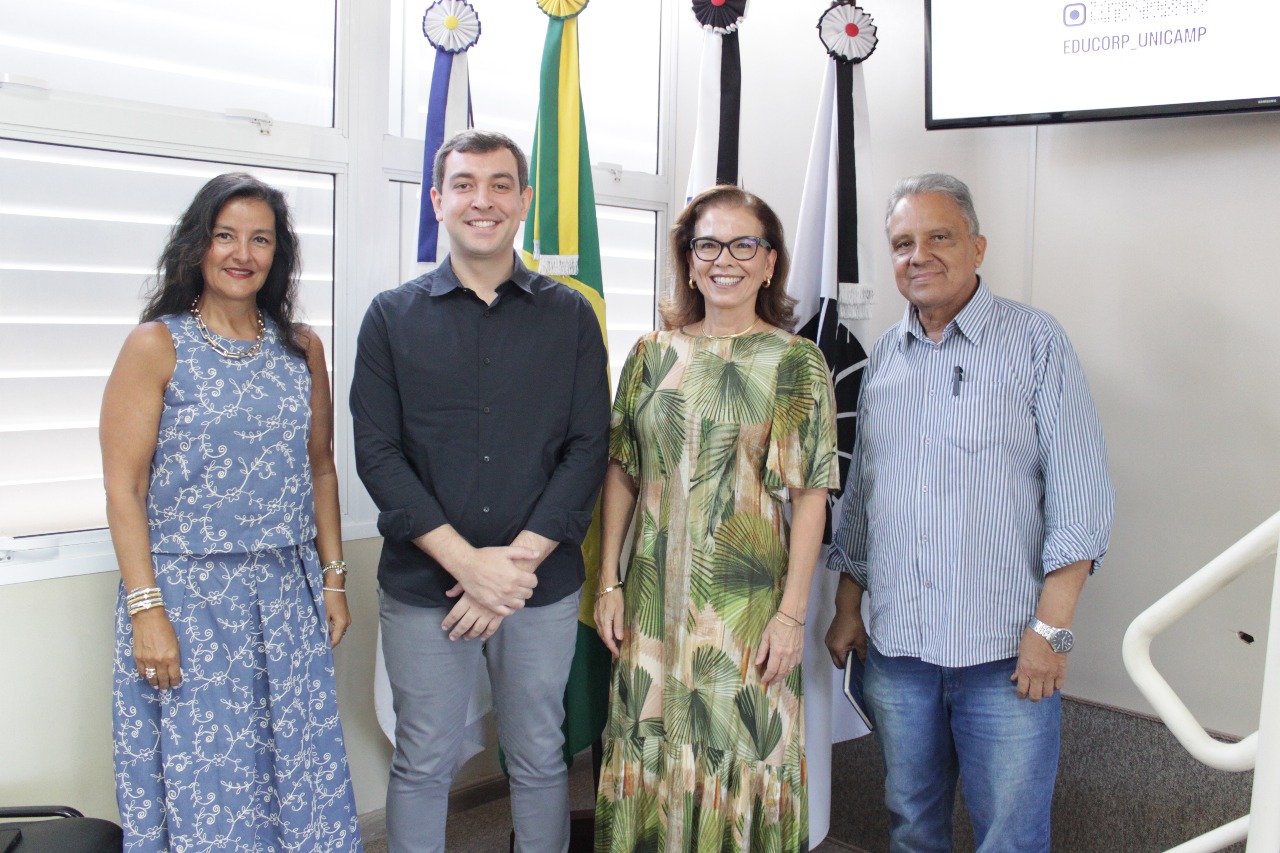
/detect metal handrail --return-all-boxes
[1122,509,1280,852]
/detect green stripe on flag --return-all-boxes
[528,19,564,262]
[524,8,612,768]
[562,620,612,763]
[572,105,603,295]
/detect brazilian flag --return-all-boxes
[522,0,610,765]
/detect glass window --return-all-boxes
[596,206,659,388]
[0,139,335,539]
[3,0,336,126]
[391,0,660,173]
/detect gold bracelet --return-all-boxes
[127,596,165,617]
[773,610,805,628]
[596,582,624,599]
[322,560,347,578]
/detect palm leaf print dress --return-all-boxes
[595,327,838,853]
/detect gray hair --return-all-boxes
[884,173,980,238]
[432,129,530,192]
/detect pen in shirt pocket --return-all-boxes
[952,366,964,396]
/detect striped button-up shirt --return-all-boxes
[828,281,1114,667]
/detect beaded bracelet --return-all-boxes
[322,587,347,594]
[596,581,624,600]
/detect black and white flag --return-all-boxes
[685,0,747,201]
[793,3,878,518]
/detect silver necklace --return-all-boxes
[190,298,266,360]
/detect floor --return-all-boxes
[824,697,1252,853]
[357,756,863,852]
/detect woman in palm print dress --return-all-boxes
[594,186,838,853]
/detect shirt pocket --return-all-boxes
[945,376,1008,453]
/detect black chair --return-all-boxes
[0,806,122,853]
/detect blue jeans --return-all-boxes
[864,645,1061,853]
[380,590,580,853]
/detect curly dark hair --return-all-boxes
[660,185,796,332]
[140,172,306,357]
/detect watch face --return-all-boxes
[1052,631,1074,653]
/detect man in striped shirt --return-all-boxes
[825,173,1114,852]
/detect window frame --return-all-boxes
[0,0,678,584]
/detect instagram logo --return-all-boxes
[1063,3,1086,25]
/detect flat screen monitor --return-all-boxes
[925,0,1280,129]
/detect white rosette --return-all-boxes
[819,3,878,63]
[423,0,481,53]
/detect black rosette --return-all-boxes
[692,0,748,35]
[818,2,878,64]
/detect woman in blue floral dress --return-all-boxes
[101,173,362,851]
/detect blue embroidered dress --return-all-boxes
[112,313,362,852]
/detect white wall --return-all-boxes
[0,538,393,820]
[715,1,1279,738]
[1031,116,1280,735]
[4,0,1278,825]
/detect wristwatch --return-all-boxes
[1027,617,1074,653]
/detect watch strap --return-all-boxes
[1027,616,1073,652]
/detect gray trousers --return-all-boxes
[380,589,580,853]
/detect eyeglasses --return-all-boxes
[689,235,772,262]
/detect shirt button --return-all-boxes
[924,580,934,589]
[922,485,928,492]
[482,506,490,513]
[482,455,490,463]
[482,406,490,414]
[929,389,936,397]
[924,437,932,447]
[484,357,492,365]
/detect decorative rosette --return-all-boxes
[818,2,878,63]
[536,0,589,19]
[692,0,748,35]
[423,0,481,53]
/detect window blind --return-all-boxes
[0,140,335,538]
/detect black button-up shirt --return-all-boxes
[351,254,610,608]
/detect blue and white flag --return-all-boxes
[416,0,479,262]
[380,0,489,773]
